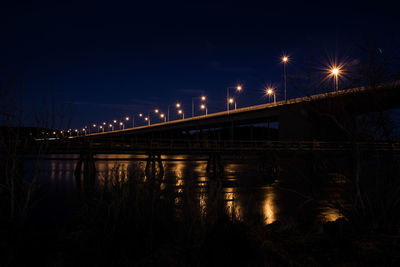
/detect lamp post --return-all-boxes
[119,121,124,130]
[92,124,97,133]
[144,116,150,125]
[192,96,206,117]
[160,113,166,122]
[227,86,242,111]
[266,88,276,104]
[99,125,104,132]
[124,116,132,128]
[282,56,289,101]
[178,109,184,119]
[175,103,184,120]
[142,112,151,126]
[228,98,236,110]
[331,67,340,92]
[154,109,166,123]
[200,104,208,115]
[109,124,113,131]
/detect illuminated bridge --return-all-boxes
[80,81,400,142]
[26,82,400,182]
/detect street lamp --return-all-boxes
[92,124,97,132]
[331,67,340,92]
[192,96,206,117]
[178,109,184,119]
[282,56,289,101]
[99,125,104,132]
[174,103,184,120]
[125,116,133,128]
[200,104,208,115]
[227,85,242,111]
[228,98,237,110]
[109,124,114,131]
[119,121,124,130]
[144,116,150,125]
[160,113,166,122]
[266,88,276,104]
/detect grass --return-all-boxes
[1,152,400,266]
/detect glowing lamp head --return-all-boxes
[229,98,234,104]
[282,56,289,63]
[236,86,242,91]
[144,117,148,121]
[176,103,181,108]
[331,67,339,76]
[178,110,182,114]
[74,129,78,132]
[266,88,273,95]
[60,130,63,133]
[201,104,205,109]
[125,117,129,121]
[113,120,117,123]
[99,126,103,129]
[201,96,206,101]
[93,124,96,127]
[109,124,112,127]
[155,109,159,113]
[119,122,123,125]
[160,114,165,118]
[103,122,106,125]
[139,113,143,117]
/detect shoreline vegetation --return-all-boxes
[1,148,400,266]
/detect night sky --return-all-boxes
[1,1,399,130]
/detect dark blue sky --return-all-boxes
[1,0,399,130]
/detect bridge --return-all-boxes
[80,81,400,142]
[5,82,400,185]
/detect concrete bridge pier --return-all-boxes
[145,153,164,180]
[206,152,224,178]
[257,153,280,183]
[74,152,96,190]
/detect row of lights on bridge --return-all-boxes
[58,55,342,136]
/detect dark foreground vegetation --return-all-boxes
[1,149,400,267]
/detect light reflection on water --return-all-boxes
[38,154,343,225]
[263,189,275,224]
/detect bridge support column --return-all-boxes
[206,153,224,178]
[257,153,280,183]
[145,153,164,180]
[75,152,96,190]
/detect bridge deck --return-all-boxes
[79,81,400,137]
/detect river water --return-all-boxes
[26,154,343,225]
